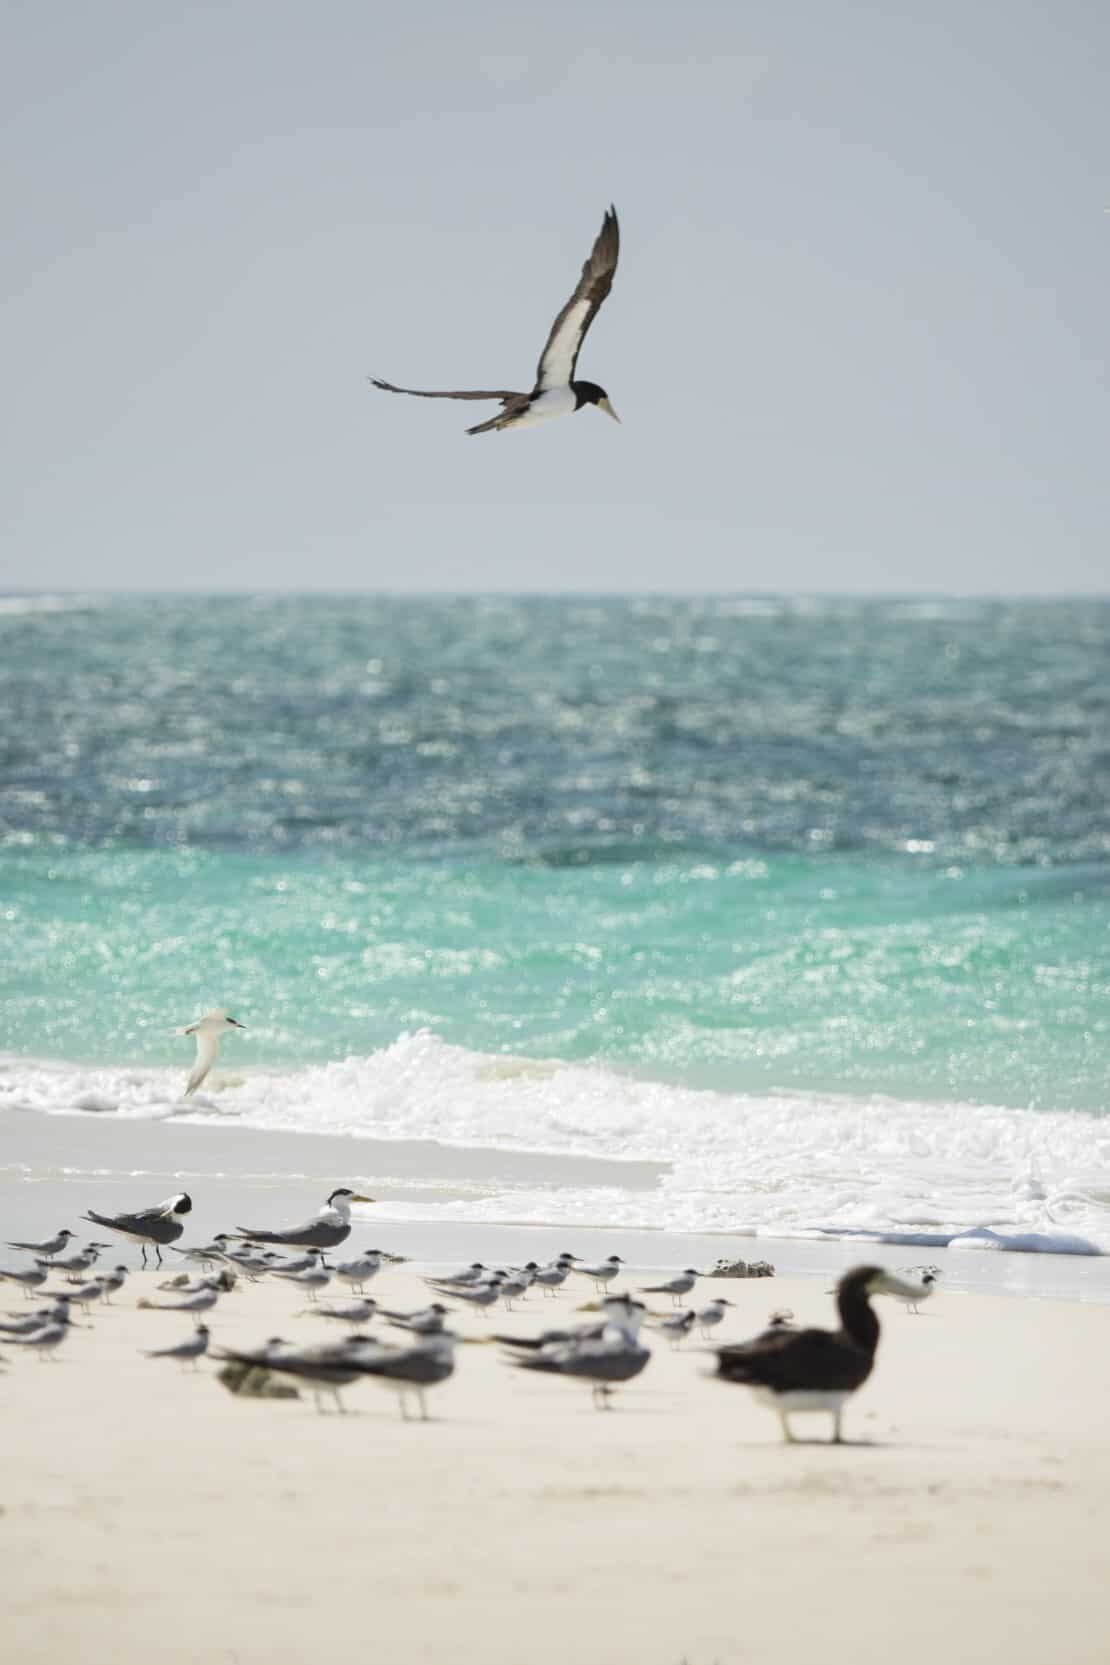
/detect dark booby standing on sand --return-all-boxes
[712,1265,918,1445]
[82,1194,193,1267]
[231,1187,375,1251]
[371,206,621,434]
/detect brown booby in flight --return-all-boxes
[371,206,621,434]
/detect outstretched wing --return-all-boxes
[370,378,524,403]
[185,1029,219,1096]
[534,206,619,393]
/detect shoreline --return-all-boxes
[5,1109,1110,1304]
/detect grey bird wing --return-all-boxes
[185,1028,220,1095]
[370,379,525,403]
[533,206,619,392]
[82,1206,183,1243]
[516,1338,647,1383]
[232,1219,347,1248]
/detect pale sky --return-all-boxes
[1,0,1107,594]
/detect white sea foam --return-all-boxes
[3,1033,1109,1254]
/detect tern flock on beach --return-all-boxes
[2,1186,936,1436]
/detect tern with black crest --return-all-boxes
[231,1188,374,1251]
[82,1195,191,1267]
[178,1009,246,1097]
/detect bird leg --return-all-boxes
[778,1411,796,1444]
[141,1245,149,1269]
[831,1409,844,1445]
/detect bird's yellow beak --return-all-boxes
[598,396,621,424]
[349,1194,375,1204]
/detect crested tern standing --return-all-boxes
[82,1194,192,1266]
[3,1304,76,1360]
[346,1331,458,1421]
[310,1297,377,1327]
[371,206,621,435]
[639,1268,699,1306]
[333,1249,384,1293]
[39,1243,109,1276]
[532,1254,577,1297]
[0,1299,72,1336]
[231,1188,374,1251]
[380,1302,452,1336]
[425,1272,505,1313]
[0,1264,49,1298]
[6,1229,76,1260]
[695,1296,734,1339]
[571,1255,625,1294]
[271,1254,331,1302]
[144,1323,211,1370]
[506,1298,650,1410]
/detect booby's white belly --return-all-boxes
[507,386,577,428]
[753,1389,851,1413]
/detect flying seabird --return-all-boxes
[231,1188,374,1251]
[178,1009,246,1097]
[712,1265,919,1445]
[371,205,621,435]
[82,1195,192,1267]
[640,1268,699,1307]
[6,1229,76,1260]
[144,1323,211,1370]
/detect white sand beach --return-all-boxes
[3,1242,1108,1665]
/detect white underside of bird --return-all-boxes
[503,387,577,428]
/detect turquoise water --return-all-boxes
[2,594,1108,1114]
